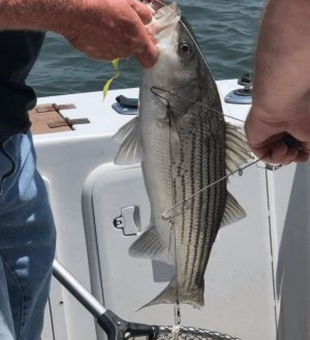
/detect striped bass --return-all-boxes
[113,3,250,308]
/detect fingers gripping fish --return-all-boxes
[113,3,251,308]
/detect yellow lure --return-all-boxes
[102,58,120,99]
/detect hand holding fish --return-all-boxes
[63,0,158,68]
[245,0,310,165]
[0,0,158,68]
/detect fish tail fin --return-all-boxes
[139,278,204,310]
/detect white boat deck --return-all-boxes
[34,80,308,340]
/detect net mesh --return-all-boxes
[156,326,241,340]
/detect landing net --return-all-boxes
[155,326,241,340]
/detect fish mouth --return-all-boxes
[145,0,165,11]
[146,2,181,39]
[147,3,214,83]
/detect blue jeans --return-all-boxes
[0,132,56,340]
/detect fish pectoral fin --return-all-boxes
[168,109,182,146]
[225,123,252,174]
[221,191,246,227]
[113,116,142,165]
[129,225,170,263]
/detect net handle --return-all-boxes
[52,259,159,340]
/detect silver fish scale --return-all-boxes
[171,102,226,297]
[156,326,241,340]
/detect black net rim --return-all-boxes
[156,326,241,340]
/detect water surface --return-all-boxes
[28,1,265,97]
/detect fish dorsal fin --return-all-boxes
[225,123,252,174]
[113,116,142,165]
[129,225,170,264]
[221,191,246,227]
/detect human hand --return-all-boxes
[245,103,310,165]
[63,0,158,68]
[243,0,310,166]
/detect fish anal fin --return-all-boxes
[221,191,246,227]
[113,116,142,165]
[129,225,169,263]
[225,123,252,174]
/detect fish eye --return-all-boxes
[179,41,193,57]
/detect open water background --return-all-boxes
[28,0,266,97]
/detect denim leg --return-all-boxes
[0,132,56,340]
[0,259,15,340]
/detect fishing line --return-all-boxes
[167,105,182,329]
[140,1,183,334]
[150,86,245,124]
[152,87,298,220]
[150,86,282,220]
[162,155,269,221]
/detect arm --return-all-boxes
[0,0,158,68]
[245,0,310,164]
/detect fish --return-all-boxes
[113,2,251,308]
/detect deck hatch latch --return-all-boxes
[113,206,141,236]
